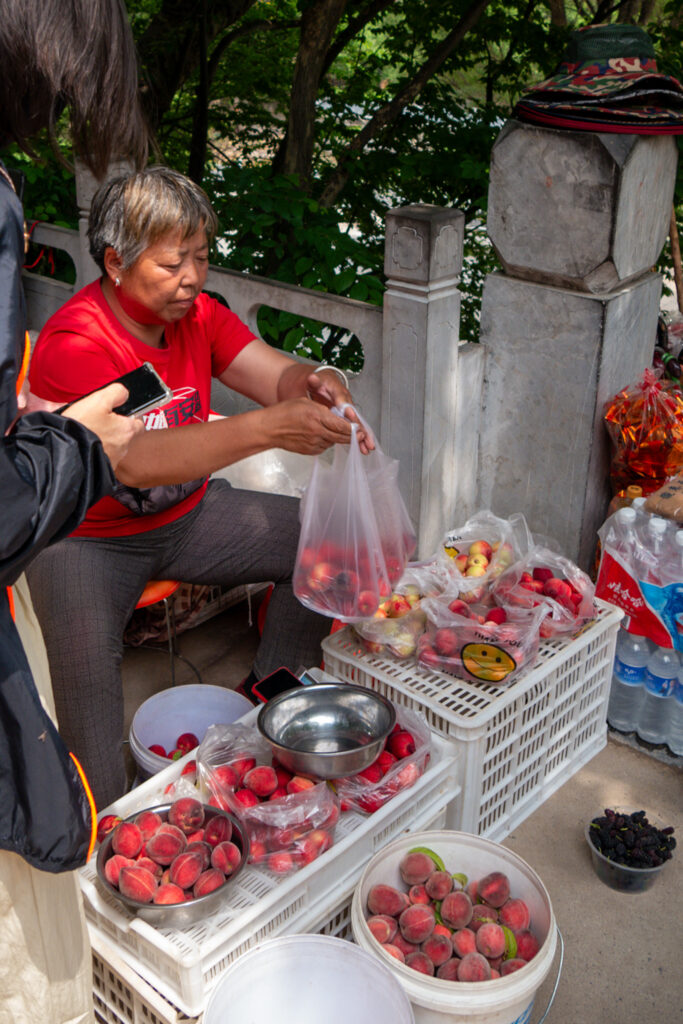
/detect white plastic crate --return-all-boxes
[80,719,459,1017]
[322,599,622,841]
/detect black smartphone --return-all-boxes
[111,362,173,417]
[251,667,305,704]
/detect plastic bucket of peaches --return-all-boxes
[351,830,561,1024]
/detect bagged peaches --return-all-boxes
[439,511,533,604]
[196,724,340,874]
[332,708,431,814]
[293,410,416,621]
[490,546,596,639]
[418,594,548,686]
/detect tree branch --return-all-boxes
[318,0,493,207]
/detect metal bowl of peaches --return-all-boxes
[257,682,396,779]
[96,799,249,926]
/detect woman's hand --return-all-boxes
[62,383,145,470]
[306,369,375,454]
[268,396,360,455]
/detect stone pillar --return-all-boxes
[479,121,678,568]
[74,159,133,289]
[381,205,479,558]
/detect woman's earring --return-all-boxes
[115,277,121,288]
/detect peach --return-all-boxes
[204,815,233,847]
[501,958,528,976]
[153,883,186,905]
[399,851,434,886]
[169,850,205,890]
[135,856,163,878]
[367,915,398,944]
[293,835,320,867]
[377,750,397,774]
[269,786,289,802]
[476,922,506,959]
[433,924,453,939]
[213,763,239,789]
[146,828,187,865]
[168,797,205,834]
[193,868,225,898]
[286,776,316,795]
[111,822,143,860]
[436,958,461,981]
[134,810,163,841]
[211,840,242,875]
[231,756,256,783]
[104,854,135,887]
[477,871,510,908]
[514,930,540,961]
[470,904,498,933]
[399,903,436,944]
[358,762,383,784]
[451,927,477,958]
[273,763,293,787]
[406,951,435,976]
[307,829,333,855]
[97,814,122,844]
[387,730,416,759]
[382,943,406,963]
[469,540,493,560]
[233,788,260,809]
[425,870,454,901]
[441,890,473,930]
[118,865,158,903]
[408,884,430,905]
[267,851,295,874]
[421,932,453,967]
[185,840,212,870]
[457,952,491,982]
[367,884,410,918]
[392,933,419,958]
[249,839,267,864]
[243,765,278,798]
[498,898,530,933]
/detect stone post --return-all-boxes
[478,121,678,568]
[74,159,133,289]
[381,205,480,558]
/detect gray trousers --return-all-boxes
[26,480,330,809]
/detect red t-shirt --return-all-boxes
[29,281,255,537]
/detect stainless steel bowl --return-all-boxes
[257,682,396,779]
[96,802,249,927]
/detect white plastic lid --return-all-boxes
[647,516,668,536]
[632,497,647,508]
[675,530,683,549]
[615,507,636,523]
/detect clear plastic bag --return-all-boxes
[332,708,431,814]
[293,411,416,620]
[196,724,340,873]
[438,510,533,603]
[418,592,548,686]
[490,546,596,639]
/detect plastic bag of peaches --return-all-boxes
[417,593,549,687]
[439,510,533,604]
[332,708,431,814]
[490,546,596,639]
[196,724,340,875]
[293,410,417,622]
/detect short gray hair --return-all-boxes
[88,166,218,272]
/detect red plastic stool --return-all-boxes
[133,580,203,687]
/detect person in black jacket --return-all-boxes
[0,2,148,1020]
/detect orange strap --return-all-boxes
[69,752,98,862]
[15,332,30,397]
[6,587,15,620]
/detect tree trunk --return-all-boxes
[546,0,567,26]
[272,0,349,186]
[670,206,683,315]
[318,0,493,207]
[188,2,209,184]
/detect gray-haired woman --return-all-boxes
[27,165,372,810]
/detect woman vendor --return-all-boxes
[27,165,372,810]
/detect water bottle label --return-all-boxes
[674,679,683,703]
[643,670,676,697]
[613,658,646,685]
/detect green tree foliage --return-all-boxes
[8,0,683,354]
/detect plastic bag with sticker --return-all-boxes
[293,409,416,621]
[196,723,340,873]
[418,593,548,686]
[332,707,431,814]
[491,546,596,639]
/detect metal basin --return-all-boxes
[257,682,396,779]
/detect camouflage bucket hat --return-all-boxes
[514,24,683,135]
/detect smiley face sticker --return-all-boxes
[461,642,517,683]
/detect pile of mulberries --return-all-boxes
[588,809,676,868]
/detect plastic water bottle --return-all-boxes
[668,672,683,757]
[607,627,651,732]
[636,645,679,745]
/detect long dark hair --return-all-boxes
[0,0,148,176]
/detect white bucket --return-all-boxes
[204,933,415,1024]
[351,830,558,1024]
[129,684,252,780]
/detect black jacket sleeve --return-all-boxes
[0,170,114,588]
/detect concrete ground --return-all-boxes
[121,596,682,1024]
